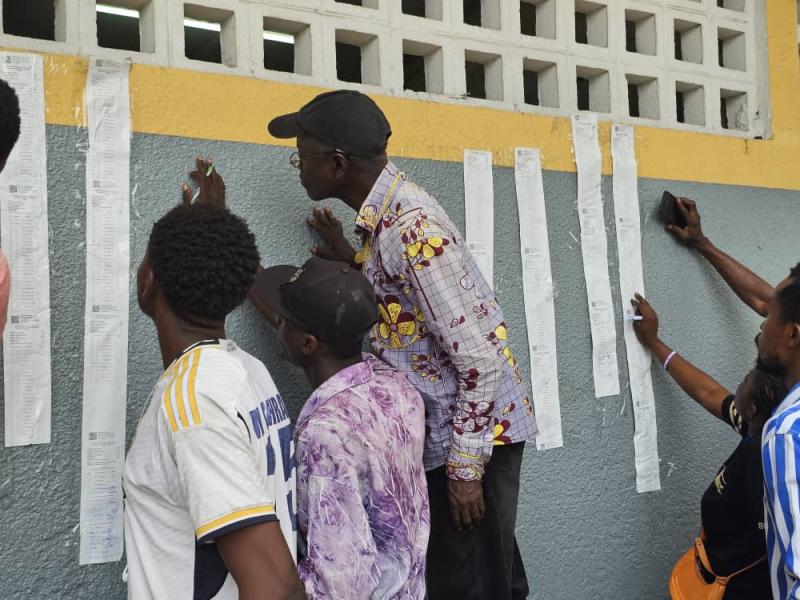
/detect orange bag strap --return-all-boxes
[694,536,767,583]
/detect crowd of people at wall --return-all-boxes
[2,75,800,600]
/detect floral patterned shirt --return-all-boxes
[294,354,430,600]
[355,163,538,481]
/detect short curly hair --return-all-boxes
[0,78,21,161]
[148,205,260,322]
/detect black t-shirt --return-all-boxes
[700,395,771,599]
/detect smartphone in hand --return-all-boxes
[657,191,687,228]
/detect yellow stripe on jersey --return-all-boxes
[187,348,203,426]
[174,355,191,429]
[162,377,179,433]
[195,504,276,539]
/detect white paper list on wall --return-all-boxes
[79,58,131,564]
[0,52,52,447]
[571,114,620,399]
[611,124,661,493]
[514,148,563,450]
[463,149,494,285]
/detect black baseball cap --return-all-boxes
[267,90,391,157]
[251,256,379,344]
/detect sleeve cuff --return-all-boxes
[195,504,277,543]
[446,449,492,481]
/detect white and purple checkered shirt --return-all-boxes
[355,163,538,480]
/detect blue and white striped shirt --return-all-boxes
[762,381,800,599]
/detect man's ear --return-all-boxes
[302,333,319,356]
[140,264,158,310]
[332,153,350,180]
[788,322,800,348]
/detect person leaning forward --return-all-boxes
[250,257,430,599]
[261,90,539,600]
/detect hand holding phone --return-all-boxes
[657,191,688,228]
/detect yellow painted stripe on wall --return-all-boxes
[10,0,800,190]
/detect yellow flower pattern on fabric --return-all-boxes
[376,294,418,348]
[408,237,446,259]
[502,346,517,368]
[355,205,378,232]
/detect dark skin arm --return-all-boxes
[216,521,305,600]
[631,293,732,421]
[666,197,772,317]
[448,479,485,531]
[307,208,358,267]
[182,161,279,328]
[182,156,227,209]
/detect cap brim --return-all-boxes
[267,113,302,139]
[249,265,300,324]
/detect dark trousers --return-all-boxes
[425,443,529,600]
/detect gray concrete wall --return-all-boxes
[1,124,798,599]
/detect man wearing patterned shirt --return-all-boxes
[268,90,538,599]
[250,256,429,599]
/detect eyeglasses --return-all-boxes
[289,151,337,169]
[289,149,355,169]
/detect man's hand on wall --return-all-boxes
[182,156,226,210]
[665,197,709,250]
[447,479,486,530]
[307,207,357,265]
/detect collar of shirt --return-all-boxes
[354,162,401,235]
[770,380,800,419]
[296,353,379,431]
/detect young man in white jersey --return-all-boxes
[123,193,304,600]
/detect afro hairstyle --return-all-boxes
[148,204,260,322]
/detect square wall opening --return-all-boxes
[718,27,746,71]
[717,0,745,11]
[523,58,558,107]
[263,17,311,76]
[3,0,66,41]
[720,88,748,130]
[576,65,610,112]
[626,74,659,119]
[575,1,607,48]
[624,9,656,55]
[335,0,379,8]
[402,0,443,19]
[335,30,380,85]
[674,19,703,63]
[96,2,155,53]
[675,81,705,125]
[463,0,501,30]
[520,0,556,39]
[403,39,443,94]
[464,49,503,100]
[184,4,236,66]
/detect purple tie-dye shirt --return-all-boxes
[294,353,430,599]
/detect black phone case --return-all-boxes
[657,191,687,228]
